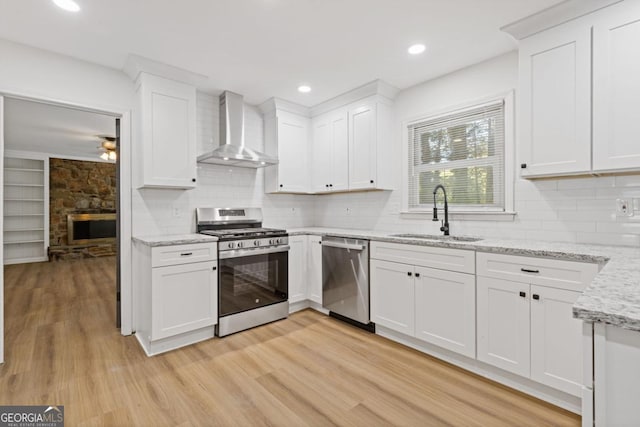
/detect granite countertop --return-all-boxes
[288,227,640,332]
[132,233,218,247]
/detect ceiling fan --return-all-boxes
[97,135,117,161]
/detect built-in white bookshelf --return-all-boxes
[3,156,49,264]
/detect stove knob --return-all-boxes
[237,241,244,248]
[275,238,281,245]
[227,242,235,249]
[269,239,274,245]
[254,240,260,247]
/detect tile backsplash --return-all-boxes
[312,175,640,247]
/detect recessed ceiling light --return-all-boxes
[297,85,311,93]
[52,0,80,12]
[408,43,426,55]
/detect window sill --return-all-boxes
[400,211,516,222]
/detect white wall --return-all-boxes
[0,39,133,112]
[313,52,640,247]
[130,92,316,236]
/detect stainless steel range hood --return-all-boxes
[197,91,278,168]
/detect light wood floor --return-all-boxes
[1,257,580,426]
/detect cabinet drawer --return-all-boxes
[151,243,217,267]
[476,252,598,292]
[371,241,474,274]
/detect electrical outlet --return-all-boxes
[616,199,633,217]
[172,206,182,218]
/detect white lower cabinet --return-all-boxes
[307,235,323,304]
[151,261,218,340]
[415,267,476,358]
[133,241,218,356]
[530,285,584,396]
[370,242,476,358]
[288,235,308,303]
[370,259,415,336]
[477,277,531,377]
[476,252,598,397]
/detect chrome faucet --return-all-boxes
[432,184,450,236]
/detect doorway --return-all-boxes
[0,95,132,363]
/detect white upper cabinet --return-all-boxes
[592,2,640,172]
[136,72,197,189]
[518,21,591,177]
[264,108,311,193]
[262,81,397,194]
[514,1,640,178]
[311,109,349,193]
[348,98,393,191]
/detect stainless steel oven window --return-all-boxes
[219,251,288,317]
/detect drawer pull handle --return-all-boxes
[519,291,526,298]
[521,268,539,274]
[180,252,193,256]
[532,294,540,300]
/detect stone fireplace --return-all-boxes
[49,158,116,260]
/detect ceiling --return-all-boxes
[4,97,116,159]
[0,0,564,106]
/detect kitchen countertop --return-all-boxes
[132,233,218,247]
[288,227,640,332]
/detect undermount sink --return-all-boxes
[390,233,483,242]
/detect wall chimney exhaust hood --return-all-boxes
[197,91,278,168]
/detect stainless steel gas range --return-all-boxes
[196,208,289,337]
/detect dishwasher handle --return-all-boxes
[322,241,366,251]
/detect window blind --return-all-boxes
[407,101,505,211]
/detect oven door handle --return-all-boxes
[321,241,366,251]
[219,245,290,260]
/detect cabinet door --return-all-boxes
[518,23,591,177]
[151,261,217,340]
[370,260,414,336]
[530,286,583,396]
[330,110,349,191]
[140,73,197,188]
[348,101,377,190]
[277,111,310,193]
[415,267,476,358]
[288,236,307,303]
[310,115,332,193]
[593,2,640,172]
[307,235,323,304]
[477,277,530,377]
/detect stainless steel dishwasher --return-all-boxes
[322,236,374,331]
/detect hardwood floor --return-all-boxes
[1,257,580,426]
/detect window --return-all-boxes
[407,100,506,212]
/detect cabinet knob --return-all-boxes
[520,163,527,169]
[212,266,217,271]
[329,184,333,187]
[326,184,329,188]
[279,184,283,188]
[370,180,374,184]
[519,291,526,298]
[415,272,420,278]
[192,178,196,182]
[407,272,412,276]
[532,294,540,300]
